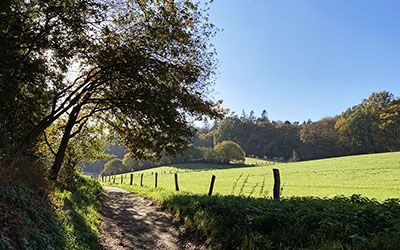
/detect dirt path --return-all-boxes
[100,186,200,250]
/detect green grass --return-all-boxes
[52,176,104,250]
[0,176,103,249]
[107,152,400,201]
[101,153,400,249]
[104,183,400,250]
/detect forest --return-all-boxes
[195,91,400,161]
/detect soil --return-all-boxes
[100,186,202,250]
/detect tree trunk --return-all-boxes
[49,105,81,181]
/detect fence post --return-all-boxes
[113,176,115,184]
[140,174,143,187]
[130,174,133,185]
[273,169,280,200]
[121,175,123,184]
[174,173,179,191]
[208,175,216,196]
[155,172,158,188]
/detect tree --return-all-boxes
[0,0,101,158]
[214,140,245,164]
[2,0,223,182]
[298,117,343,160]
[335,91,397,154]
[121,152,155,171]
[260,110,269,122]
[39,119,109,186]
[200,147,219,163]
[380,99,400,151]
[101,158,125,176]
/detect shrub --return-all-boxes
[199,147,219,163]
[214,140,245,164]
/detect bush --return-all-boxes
[214,140,245,164]
[199,147,219,163]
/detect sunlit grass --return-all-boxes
[105,152,400,201]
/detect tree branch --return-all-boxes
[43,131,57,156]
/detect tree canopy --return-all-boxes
[0,0,222,183]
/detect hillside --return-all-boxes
[110,152,400,201]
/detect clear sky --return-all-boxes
[208,0,400,122]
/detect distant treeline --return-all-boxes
[84,91,400,175]
[193,91,400,161]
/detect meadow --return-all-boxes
[106,152,400,201]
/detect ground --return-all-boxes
[100,187,201,250]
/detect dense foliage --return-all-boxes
[0,186,64,249]
[0,0,221,183]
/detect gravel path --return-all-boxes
[100,186,200,250]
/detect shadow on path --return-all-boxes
[100,186,198,250]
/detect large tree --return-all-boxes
[1,0,222,181]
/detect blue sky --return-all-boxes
[208,0,400,122]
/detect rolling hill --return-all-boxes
[109,152,400,201]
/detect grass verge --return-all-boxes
[106,182,400,250]
[0,176,103,250]
[52,176,103,250]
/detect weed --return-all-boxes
[248,182,259,197]
[238,174,250,196]
[231,173,243,194]
[259,176,266,197]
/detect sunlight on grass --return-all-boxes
[105,152,400,201]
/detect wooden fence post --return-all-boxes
[130,174,133,185]
[113,176,115,184]
[208,175,216,196]
[155,172,158,188]
[121,175,123,184]
[140,174,143,187]
[273,169,280,200]
[174,173,179,191]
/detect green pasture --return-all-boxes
[104,152,400,201]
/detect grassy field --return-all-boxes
[105,152,400,201]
